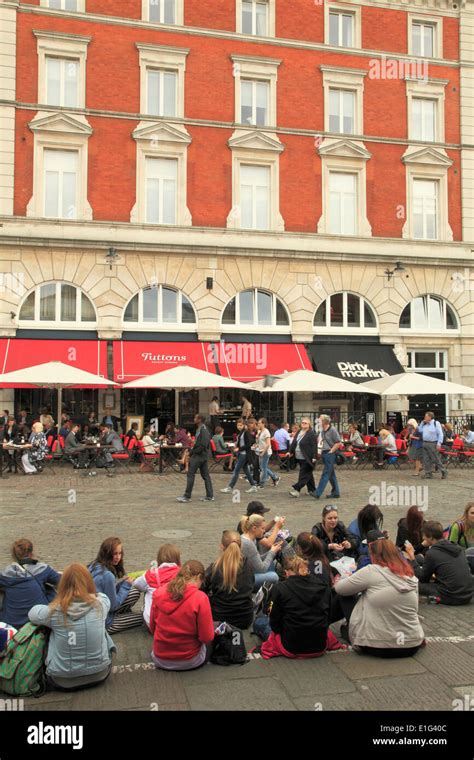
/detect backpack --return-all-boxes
[210,623,247,666]
[0,623,48,697]
[443,521,465,544]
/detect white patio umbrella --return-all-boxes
[360,372,474,396]
[0,361,118,430]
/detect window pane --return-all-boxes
[124,294,139,322]
[342,14,353,46]
[411,296,425,328]
[399,304,411,328]
[241,182,253,228]
[412,24,421,56]
[46,58,61,105]
[163,72,177,116]
[330,293,343,327]
[329,89,340,132]
[342,91,355,133]
[446,305,457,330]
[147,70,160,114]
[428,295,443,330]
[143,287,158,322]
[162,287,177,323]
[412,98,422,140]
[255,184,269,230]
[240,165,269,230]
[19,292,35,321]
[65,0,78,9]
[423,25,433,57]
[422,100,435,141]
[62,170,76,219]
[222,297,236,324]
[242,1,253,34]
[330,173,355,235]
[329,13,340,45]
[49,0,62,7]
[81,292,95,322]
[364,301,376,328]
[149,0,161,22]
[147,178,160,223]
[256,2,267,35]
[60,283,77,321]
[239,290,254,325]
[162,177,176,224]
[241,81,253,124]
[40,283,56,321]
[181,295,195,323]
[45,170,59,217]
[256,81,268,125]
[276,299,289,326]
[347,293,360,326]
[414,352,436,368]
[64,60,78,108]
[164,0,175,23]
[257,290,272,325]
[314,301,326,327]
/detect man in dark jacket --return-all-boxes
[405,521,473,605]
[177,414,214,503]
[288,418,317,497]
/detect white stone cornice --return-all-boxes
[401,145,453,166]
[319,65,368,77]
[135,42,190,56]
[132,121,192,144]
[33,29,92,43]
[318,138,372,160]
[230,54,282,67]
[228,129,284,152]
[28,111,93,136]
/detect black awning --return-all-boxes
[306,343,404,383]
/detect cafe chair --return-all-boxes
[136,439,160,472]
[209,439,233,472]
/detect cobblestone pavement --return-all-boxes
[1,462,473,712]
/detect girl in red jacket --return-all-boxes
[149,560,215,671]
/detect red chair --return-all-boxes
[441,436,463,468]
[271,438,291,469]
[137,439,160,472]
[209,439,233,472]
[395,437,408,465]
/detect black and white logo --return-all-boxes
[337,362,389,379]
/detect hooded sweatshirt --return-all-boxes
[0,560,61,628]
[268,574,331,655]
[336,564,424,649]
[28,593,115,681]
[133,563,181,629]
[413,540,474,604]
[88,562,131,627]
[149,584,214,661]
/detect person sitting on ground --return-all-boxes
[0,538,61,628]
[202,531,254,629]
[253,556,340,659]
[28,563,116,691]
[396,505,427,558]
[335,530,425,657]
[65,423,91,469]
[236,501,274,535]
[312,505,356,561]
[348,504,385,569]
[133,545,181,630]
[448,503,474,574]
[21,421,48,475]
[149,560,215,671]
[88,537,143,633]
[239,514,283,591]
[404,521,474,605]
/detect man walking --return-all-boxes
[418,411,447,479]
[177,414,214,503]
[311,414,341,500]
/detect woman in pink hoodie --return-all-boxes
[149,560,215,671]
[133,544,181,630]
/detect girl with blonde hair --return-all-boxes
[29,563,115,690]
[203,531,254,628]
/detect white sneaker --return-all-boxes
[246,485,258,493]
[220,487,232,493]
[289,489,300,497]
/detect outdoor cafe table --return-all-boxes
[158,443,185,474]
[82,443,115,470]
[1,443,30,476]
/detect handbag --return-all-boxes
[210,623,247,666]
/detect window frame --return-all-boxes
[321,66,366,136]
[40,0,85,11]
[35,30,90,110]
[141,0,184,25]
[221,288,291,333]
[406,77,447,143]
[18,282,96,328]
[402,147,453,242]
[408,14,443,59]
[325,3,361,49]
[313,292,378,334]
[231,55,280,129]
[399,295,459,334]
[236,0,275,37]
[145,156,178,225]
[123,285,197,331]
[43,147,78,219]
[137,44,189,119]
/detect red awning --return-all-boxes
[212,342,312,383]
[0,339,108,387]
[113,341,218,382]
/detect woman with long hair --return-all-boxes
[149,560,215,671]
[29,563,116,690]
[335,531,425,657]
[88,538,142,634]
[396,506,427,556]
[348,504,385,568]
[203,531,254,628]
[133,544,181,630]
[448,502,474,573]
[296,532,353,625]
[239,514,282,590]
[312,505,356,561]
[0,539,60,628]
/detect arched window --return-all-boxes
[19,282,96,325]
[314,292,377,330]
[123,285,196,327]
[399,295,458,331]
[222,289,290,329]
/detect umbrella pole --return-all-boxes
[283,391,288,423]
[57,386,62,435]
[175,389,180,427]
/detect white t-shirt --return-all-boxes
[256,428,271,455]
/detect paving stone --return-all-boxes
[332,652,427,680]
[264,653,356,697]
[453,641,474,657]
[178,658,274,684]
[293,692,378,711]
[414,641,474,686]
[184,676,296,711]
[355,673,459,710]
[69,669,187,710]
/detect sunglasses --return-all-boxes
[323,505,338,513]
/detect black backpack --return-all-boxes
[210,623,247,666]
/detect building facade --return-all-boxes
[0,0,473,429]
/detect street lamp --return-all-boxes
[105,247,121,270]
[384,261,406,281]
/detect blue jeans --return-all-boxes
[253,615,272,641]
[259,452,278,486]
[229,452,256,489]
[315,451,340,498]
[253,567,279,591]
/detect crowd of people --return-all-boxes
[0,499,472,690]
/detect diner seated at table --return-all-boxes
[21,422,48,475]
[174,427,192,472]
[98,424,126,467]
[2,416,21,472]
[141,426,159,454]
[374,428,397,466]
[125,422,140,442]
[159,422,176,444]
[64,424,93,468]
[212,426,235,471]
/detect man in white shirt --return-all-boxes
[208,396,221,433]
